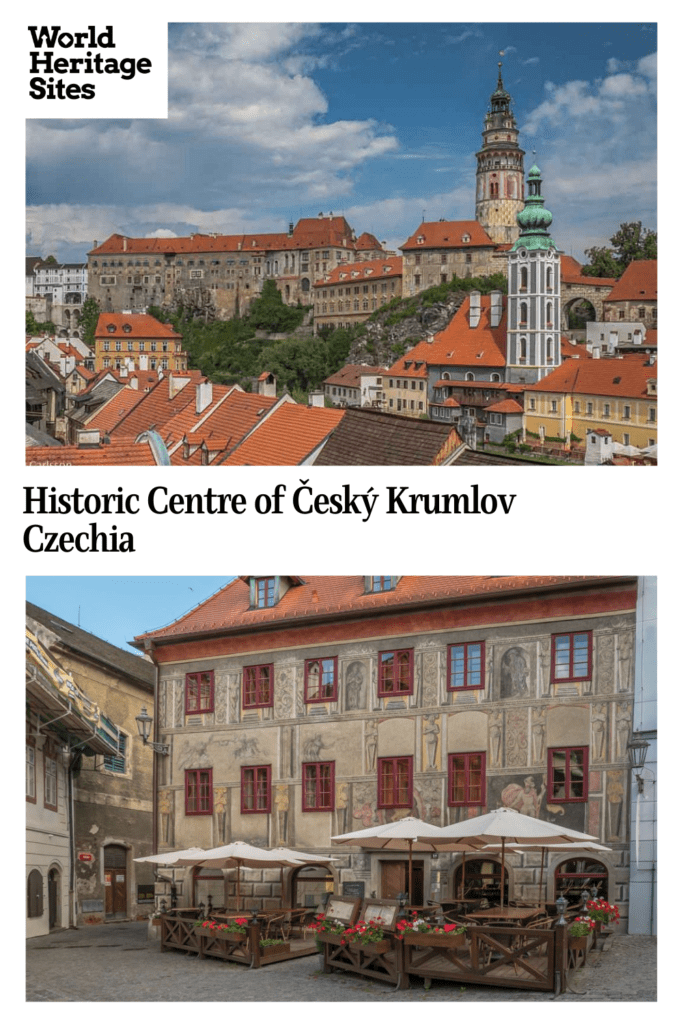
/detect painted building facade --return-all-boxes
[135,576,646,928]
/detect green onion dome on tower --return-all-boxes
[511,163,556,251]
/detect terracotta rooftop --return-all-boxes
[324,365,387,389]
[526,354,657,399]
[168,389,278,458]
[134,575,625,645]
[606,260,657,303]
[484,398,524,414]
[560,255,616,289]
[316,256,402,287]
[26,437,162,466]
[219,402,345,465]
[84,388,146,433]
[354,232,384,251]
[401,220,495,251]
[95,313,182,340]
[395,295,507,370]
[312,408,461,466]
[107,372,206,438]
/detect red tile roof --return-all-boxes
[485,398,524,414]
[396,295,507,370]
[324,365,386,389]
[385,356,429,379]
[134,575,626,644]
[26,438,160,466]
[560,255,616,289]
[355,232,384,251]
[316,256,402,287]
[95,313,182,340]
[401,220,495,251]
[84,388,146,433]
[220,402,345,465]
[167,388,278,456]
[526,354,657,399]
[107,372,206,438]
[606,260,657,302]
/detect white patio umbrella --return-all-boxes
[176,841,308,911]
[332,816,486,906]
[133,847,207,865]
[422,807,599,910]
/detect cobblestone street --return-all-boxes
[26,923,656,1002]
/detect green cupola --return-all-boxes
[511,163,556,251]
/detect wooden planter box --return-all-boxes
[568,934,589,953]
[403,930,466,948]
[320,932,348,946]
[260,942,290,959]
[349,939,391,955]
[194,926,247,942]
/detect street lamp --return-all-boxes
[135,706,170,755]
[627,733,650,794]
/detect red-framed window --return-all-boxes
[378,649,413,696]
[242,664,274,709]
[302,761,335,811]
[447,642,485,690]
[44,752,58,811]
[448,752,486,807]
[241,765,271,813]
[551,632,592,683]
[185,670,215,715]
[548,746,589,802]
[304,657,338,703]
[185,768,213,815]
[378,756,413,809]
[26,739,36,803]
[255,577,276,608]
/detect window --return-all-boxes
[243,664,274,708]
[305,657,337,702]
[103,733,127,774]
[255,577,276,608]
[185,670,215,714]
[185,768,212,815]
[44,754,58,810]
[448,752,486,806]
[548,746,589,802]
[448,642,484,690]
[370,576,393,592]
[378,756,413,809]
[551,632,592,683]
[302,762,335,811]
[378,649,413,696]
[241,765,271,813]
[26,741,36,802]
[623,405,631,421]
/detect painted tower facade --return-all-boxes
[506,164,562,384]
[475,64,525,245]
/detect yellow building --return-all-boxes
[524,355,657,448]
[382,357,428,418]
[93,312,187,374]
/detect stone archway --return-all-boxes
[563,296,597,332]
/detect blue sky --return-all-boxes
[26,577,234,654]
[26,22,657,264]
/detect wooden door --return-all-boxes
[104,845,128,917]
[48,869,58,929]
[381,860,424,904]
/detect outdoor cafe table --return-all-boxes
[465,906,545,926]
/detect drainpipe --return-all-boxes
[67,752,76,927]
[152,649,159,854]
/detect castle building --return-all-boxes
[133,575,647,927]
[475,64,525,245]
[506,164,562,383]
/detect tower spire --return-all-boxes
[474,63,525,245]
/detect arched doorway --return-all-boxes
[27,869,43,920]
[291,864,334,909]
[104,845,128,919]
[554,857,608,903]
[48,867,60,929]
[563,297,597,332]
[453,857,509,904]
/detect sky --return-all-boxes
[26,576,234,654]
[26,21,657,265]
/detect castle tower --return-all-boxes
[475,64,525,245]
[506,163,561,383]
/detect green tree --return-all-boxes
[583,222,657,278]
[78,296,101,346]
[26,309,56,335]
[246,279,308,333]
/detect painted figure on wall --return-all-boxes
[500,647,529,699]
[489,712,503,767]
[607,770,625,841]
[616,703,631,759]
[336,782,349,835]
[592,705,607,761]
[345,662,366,710]
[501,775,547,817]
[213,787,229,844]
[531,708,545,763]
[275,785,290,845]
[365,721,378,772]
[158,788,174,846]
[303,733,327,760]
[423,715,440,770]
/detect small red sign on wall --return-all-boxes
[78,853,94,862]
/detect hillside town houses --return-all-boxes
[26,66,657,464]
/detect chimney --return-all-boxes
[122,237,127,252]
[258,372,277,398]
[196,381,213,414]
[308,390,325,408]
[77,429,100,447]
[469,291,481,329]
[168,372,191,399]
[490,290,503,328]
[592,347,601,359]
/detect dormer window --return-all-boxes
[365,576,398,594]
[123,324,132,333]
[416,236,425,245]
[462,234,471,244]
[254,577,276,608]
[106,324,116,333]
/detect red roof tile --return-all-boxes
[324,364,386,388]
[526,354,657,399]
[107,372,206,437]
[84,388,146,433]
[220,402,345,465]
[401,220,494,251]
[95,313,182,340]
[26,438,160,466]
[316,256,402,287]
[393,295,507,370]
[606,260,657,302]
[134,575,625,644]
[485,398,524,414]
[560,255,616,289]
[167,388,278,455]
